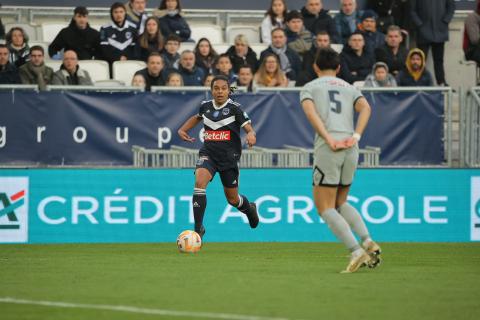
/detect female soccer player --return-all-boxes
[177,75,259,238]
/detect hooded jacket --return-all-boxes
[301,7,338,43]
[48,19,100,60]
[339,44,375,84]
[364,62,397,87]
[396,48,433,86]
[8,44,30,68]
[51,64,93,85]
[226,45,258,73]
[125,1,148,34]
[154,9,191,42]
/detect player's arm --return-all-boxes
[301,99,337,151]
[343,97,372,147]
[178,115,202,142]
[242,123,256,148]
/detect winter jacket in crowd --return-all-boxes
[134,67,166,91]
[410,0,455,45]
[18,61,54,90]
[8,44,30,68]
[154,9,191,42]
[334,10,364,45]
[364,61,397,87]
[375,43,408,75]
[0,62,21,84]
[259,46,302,81]
[48,19,100,60]
[301,7,339,43]
[178,65,205,86]
[396,48,433,86]
[226,45,258,74]
[339,45,375,84]
[285,27,313,58]
[51,64,93,85]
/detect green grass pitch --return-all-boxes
[1,243,480,320]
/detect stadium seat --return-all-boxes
[112,60,147,85]
[40,22,66,43]
[331,44,344,53]
[78,60,110,82]
[94,79,126,87]
[226,26,260,44]
[29,41,49,55]
[4,23,39,41]
[179,42,196,53]
[44,60,62,72]
[213,44,230,55]
[249,43,268,57]
[190,25,223,44]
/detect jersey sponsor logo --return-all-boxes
[204,130,231,141]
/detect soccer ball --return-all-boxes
[176,230,202,253]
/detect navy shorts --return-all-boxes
[195,155,239,188]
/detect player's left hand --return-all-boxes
[342,137,358,148]
[246,132,256,148]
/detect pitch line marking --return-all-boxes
[0,297,296,320]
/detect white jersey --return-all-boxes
[300,76,363,146]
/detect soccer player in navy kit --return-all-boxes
[178,75,259,238]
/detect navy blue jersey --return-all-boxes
[99,21,137,62]
[197,98,251,170]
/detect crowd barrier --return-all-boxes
[461,87,480,168]
[1,168,479,243]
[0,86,451,166]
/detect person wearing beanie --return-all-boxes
[364,61,397,87]
[357,9,385,53]
[285,10,314,58]
[396,48,433,86]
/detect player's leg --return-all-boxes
[193,156,215,238]
[220,168,259,228]
[313,146,369,273]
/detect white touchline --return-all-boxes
[0,297,296,320]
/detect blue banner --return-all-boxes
[0,90,444,165]
[1,168,479,244]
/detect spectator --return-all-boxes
[137,17,164,62]
[125,0,148,34]
[100,2,137,65]
[49,7,100,60]
[261,0,287,45]
[154,0,192,42]
[177,50,205,86]
[297,31,331,86]
[214,54,237,83]
[134,52,166,90]
[260,28,302,81]
[161,34,181,69]
[464,0,480,64]
[234,65,254,91]
[396,48,433,86]
[51,50,93,85]
[364,61,397,87]
[203,73,214,87]
[301,0,338,43]
[131,73,146,88]
[0,17,5,40]
[254,53,288,87]
[334,0,363,45]
[411,0,455,86]
[285,10,313,59]
[0,44,21,84]
[166,71,184,86]
[357,10,385,53]
[226,34,258,74]
[366,0,411,34]
[195,38,218,75]
[5,27,30,68]
[375,25,407,76]
[339,32,375,84]
[18,46,54,90]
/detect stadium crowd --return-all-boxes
[0,0,478,90]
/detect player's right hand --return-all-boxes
[178,130,195,142]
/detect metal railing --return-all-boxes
[460,87,480,167]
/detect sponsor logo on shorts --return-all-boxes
[471,177,480,241]
[204,130,230,141]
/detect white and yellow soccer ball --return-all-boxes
[176,230,202,253]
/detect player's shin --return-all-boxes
[321,208,361,252]
[193,188,207,235]
[235,195,250,214]
[337,202,371,243]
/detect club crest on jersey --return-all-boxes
[222,108,230,116]
[213,111,220,118]
[204,130,231,141]
[126,32,132,39]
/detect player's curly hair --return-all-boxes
[210,75,237,95]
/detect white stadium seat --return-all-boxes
[40,22,66,43]
[4,23,39,41]
[226,26,260,44]
[213,44,230,55]
[94,80,126,87]
[179,42,195,53]
[78,60,110,82]
[249,43,268,57]
[331,44,344,53]
[112,60,147,85]
[29,41,50,55]
[44,60,62,72]
[190,25,223,44]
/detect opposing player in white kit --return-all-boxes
[300,47,381,273]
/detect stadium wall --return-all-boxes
[1,168,480,244]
